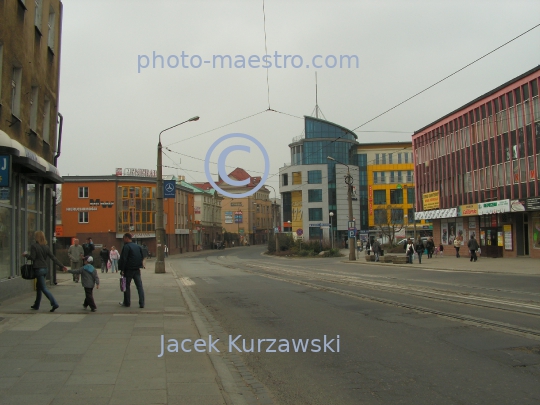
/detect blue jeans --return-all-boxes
[110,259,118,273]
[122,270,145,307]
[34,268,58,308]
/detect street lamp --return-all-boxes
[155,116,199,274]
[266,185,279,254]
[329,211,334,250]
[327,156,356,261]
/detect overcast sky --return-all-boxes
[58,0,540,191]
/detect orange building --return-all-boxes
[59,175,195,255]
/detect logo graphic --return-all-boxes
[165,183,175,193]
[205,133,269,199]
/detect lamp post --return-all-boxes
[266,185,279,254]
[155,116,199,273]
[327,156,356,261]
[329,211,334,250]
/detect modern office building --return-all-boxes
[0,0,63,299]
[280,116,361,244]
[413,66,540,258]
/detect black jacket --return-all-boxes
[467,238,479,250]
[83,241,95,256]
[118,242,143,271]
[99,248,110,262]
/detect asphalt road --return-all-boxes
[172,246,540,405]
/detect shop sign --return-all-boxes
[478,200,510,215]
[510,199,525,212]
[526,197,540,211]
[231,202,243,206]
[503,224,513,250]
[415,207,457,220]
[0,156,11,187]
[115,232,155,238]
[66,207,98,211]
[89,199,114,208]
[457,204,478,217]
[116,168,157,178]
[422,191,440,210]
[225,211,233,224]
[55,225,63,237]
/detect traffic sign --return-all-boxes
[296,228,303,236]
[348,230,356,238]
[348,221,355,229]
[274,227,279,233]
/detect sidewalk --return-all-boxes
[340,249,540,275]
[0,260,229,405]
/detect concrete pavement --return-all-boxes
[0,258,240,405]
[341,249,540,275]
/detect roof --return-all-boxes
[304,116,358,140]
[414,65,540,135]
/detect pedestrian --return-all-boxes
[109,246,120,273]
[453,236,461,258]
[99,245,110,273]
[64,255,100,312]
[365,240,371,256]
[141,243,149,269]
[371,239,381,262]
[426,237,435,259]
[118,233,145,308]
[83,237,95,260]
[415,237,424,264]
[467,235,479,262]
[406,238,415,264]
[232,240,235,247]
[68,238,84,283]
[164,245,168,258]
[23,230,67,312]
[356,239,362,253]
[439,243,444,256]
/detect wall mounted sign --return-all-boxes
[457,204,478,217]
[0,156,10,187]
[116,168,157,178]
[478,200,510,215]
[164,180,176,199]
[422,191,440,210]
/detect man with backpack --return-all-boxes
[118,233,145,309]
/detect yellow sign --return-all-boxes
[422,191,440,210]
[458,204,478,216]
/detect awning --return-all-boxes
[0,130,62,184]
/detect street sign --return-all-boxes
[274,227,279,233]
[348,230,356,238]
[296,228,303,236]
[0,156,10,187]
[163,180,176,198]
[348,221,355,229]
[309,223,330,227]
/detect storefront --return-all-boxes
[0,131,62,300]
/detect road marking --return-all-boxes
[180,277,195,286]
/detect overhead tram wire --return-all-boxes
[351,22,540,132]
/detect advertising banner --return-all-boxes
[478,200,510,215]
[225,211,233,224]
[526,197,540,211]
[422,191,440,210]
[457,204,478,217]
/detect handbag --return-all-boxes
[107,260,112,270]
[21,261,35,280]
[120,276,127,292]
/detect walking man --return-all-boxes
[68,238,84,283]
[118,233,145,308]
[468,235,479,262]
[141,243,149,269]
[99,245,110,273]
[371,238,381,262]
[426,237,435,259]
[83,237,95,260]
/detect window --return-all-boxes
[407,208,415,223]
[308,189,323,202]
[78,186,89,198]
[380,171,386,183]
[389,154,393,164]
[307,170,322,184]
[309,227,322,239]
[391,209,404,224]
[382,153,386,164]
[373,172,378,184]
[35,0,43,32]
[398,153,402,164]
[390,189,403,204]
[390,171,395,183]
[375,154,380,164]
[406,187,415,204]
[374,209,386,225]
[398,171,403,183]
[406,171,413,182]
[11,67,22,118]
[282,173,288,186]
[43,99,51,143]
[405,153,409,163]
[30,86,38,132]
[78,212,89,223]
[373,190,386,205]
[308,208,323,221]
[47,7,55,50]
[292,172,302,185]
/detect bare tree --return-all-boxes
[373,205,405,245]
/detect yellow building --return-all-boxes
[357,142,431,241]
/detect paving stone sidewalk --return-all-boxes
[0,261,229,405]
[341,249,540,275]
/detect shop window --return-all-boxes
[78,212,89,223]
[78,186,88,198]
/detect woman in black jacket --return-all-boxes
[23,231,67,312]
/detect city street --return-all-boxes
[1,247,540,404]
